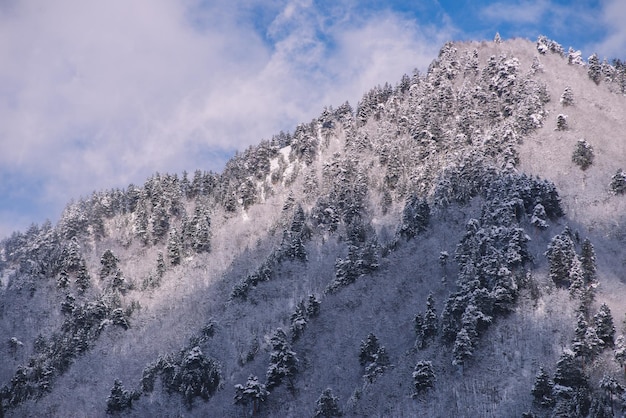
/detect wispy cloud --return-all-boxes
[483,0,625,59]
[0,0,449,237]
[481,0,550,24]
[595,0,626,59]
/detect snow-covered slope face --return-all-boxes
[518,48,626,231]
[1,36,626,417]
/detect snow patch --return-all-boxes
[267,144,293,184]
[269,157,280,172]
[279,145,291,161]
[283,163,294,181]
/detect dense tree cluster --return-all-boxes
[326,219,380,293]
[234,375,269,416]
[531,367,555,407]
[527,260,617,417]
[141,345,222,408]
[289,294,320,342]
[567,48,584,66]
[1,293,131,408]
[415,293,438,349]
[106,380,140,414]
[266,329,299,390]
[397,196,430,241]
[441,173,563,369]
[545,231,598,309]
[536,36,565,56]
[359,333,390,383]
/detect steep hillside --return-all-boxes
[1,36,626,417]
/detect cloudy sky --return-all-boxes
[0,0,624,238]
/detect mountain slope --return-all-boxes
[1,35,626,417]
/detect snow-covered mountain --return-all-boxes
[1,35,626,417]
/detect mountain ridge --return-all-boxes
[2,35,626,417]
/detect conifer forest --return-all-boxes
[2,35,626,417]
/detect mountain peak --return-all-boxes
[2,35,626,417]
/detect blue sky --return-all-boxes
[0,0,624,239]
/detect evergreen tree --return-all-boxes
[167,228,182,266]
[111,269,126,293]
[530,204,548,230]
[151,202,170,243]
[358,332,389,382]
[545,230,576,287]
[100,249,119,280]
[588,397,612,418]
[580,238,597,285]
[599,374,624,416]
[452,328,473,368]
[239,178,257,210]
[134,201,150,245]
[572,313,602,361]
[191,205,211,253]
[554,351,587,388]
[156,252,166,280]
[439,251,449,270]
[364,346,390,383]
[291,204,306,234]
[105,380,138,414]
[461,304,491,343]
[613,335,626,374]
[266,329,298,390]
[306,294,321,318]
[177,346,221,407]
[610,169,626,195]
[552,386,591,417]
[75,260,91,293]
[594,303,616,347]
[398,196,430,240]
[314,388,342,417]
[440,296,461,344]
[531,367,554,407]
[568,256,586,300]
[111,308,130,330]
[289,301,307,342]
[381,189,392,215]
[567,48,584,65]
[57,270,69,288]
[560,86,574,106]
[588,53,602,84]
[555,114,568,131]
[423,293,439,341]
[234,375,269,417]
[359,333,381,366]
[572,140,594,170]
[62,238,82,273]
[412,361,436,395]
[287,231,307,261]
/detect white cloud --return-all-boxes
[0,0,448,236]
[481,0,550,24]
[595,0,626,59]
